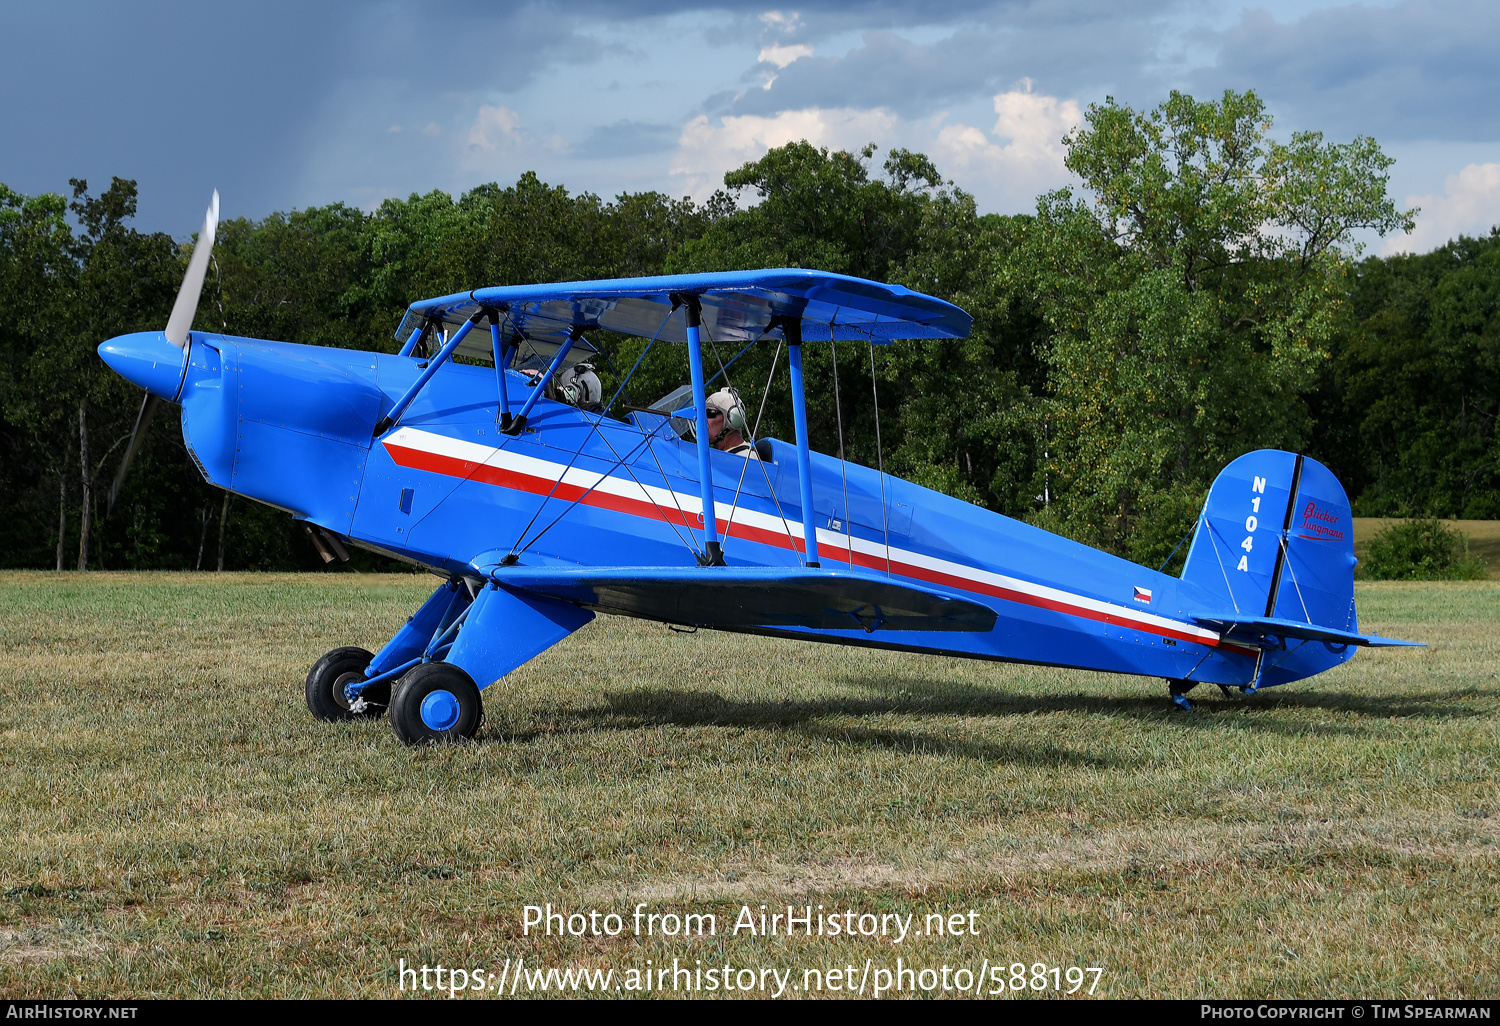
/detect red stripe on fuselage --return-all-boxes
[384,440,1254,657]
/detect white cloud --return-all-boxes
[670,107,900,200]
[1388,162,1500,254]
[667,87,1083,214]
[758,43,813,69]
[758,10,803,33]
[935,81,1080,181]
[458,104,566,176]
[930,82,1082,211]
[467,104,524,151]
[990,80,1081,165]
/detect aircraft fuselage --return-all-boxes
[170,332,1339,690]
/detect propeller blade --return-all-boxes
[107,393,162,516]
[163,190,220,348]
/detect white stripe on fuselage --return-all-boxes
[384,426,1223,646]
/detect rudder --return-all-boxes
[1180,450,1358,634]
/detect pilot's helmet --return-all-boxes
[705,388,746,433]
[559,362,602,409]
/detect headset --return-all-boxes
[559,362,602,409]
[708,388,747,443]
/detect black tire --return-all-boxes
[389,662,483,744]
[305,646,380,721]
[1168,680,1198,696]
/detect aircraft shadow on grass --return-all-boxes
[537,690,1115,769]
[487,677,1486,761]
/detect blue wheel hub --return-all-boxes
[420,689,461,731]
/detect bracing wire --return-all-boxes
[694,321,802,565]
[606,304,704,552]
[744,341,805,564]
[1156,521,1197,573]
[639,434,700,555]
[504,412,605,559]
[506,313,696,560]
[830,336,853,568]
[704,322,727,384]
[593,347,631,408]
[1206,517,1241,613]
[512,428,684,557]
[705,337,759,390]
[603,307,675,413]
[723,341,792,556]
[869,341,892,577]
[698,320,787,557]
[1279,537,1313,622]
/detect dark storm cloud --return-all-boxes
[1199,1,1500,141]
[0,1,351,226]
[0,0,599,230]
[723,2,1178,119]
[4,0,1494,236]
[729,31,1011,118]
[572,121,680,158]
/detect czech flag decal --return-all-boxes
[1133,586,1152,604]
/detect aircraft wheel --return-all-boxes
[1168,679,1197,711]
[389,663,483,744]
[305,646,381,721]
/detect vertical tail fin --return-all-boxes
[1180,450,1359,633]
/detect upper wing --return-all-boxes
[395,269,973,364]
[479,564,998,634]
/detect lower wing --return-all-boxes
[478,564,998,634]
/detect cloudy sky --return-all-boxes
[4,0,1497,254]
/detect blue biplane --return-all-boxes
[99,194,1419,743]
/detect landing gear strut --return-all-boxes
[1168,679,1197,711]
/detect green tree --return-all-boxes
[0,173,732,570]
[0,184,78,567]
[1007,89,1414,566]
[666,142,1043,513]
[4,178,185,570]
[1316,230,1500,518]
[213,203,379,350]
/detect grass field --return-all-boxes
[1,572,1495,999]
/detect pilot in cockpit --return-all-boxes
[704,388,760,460]
[519,360,604,414]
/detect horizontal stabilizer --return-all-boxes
[1191,613,1424,649]
[484,565,998,633]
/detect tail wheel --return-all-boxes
[389,663,483,744]
[1168,679,1198,711]
[305,646,380,721]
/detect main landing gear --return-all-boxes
[304,647,484,743]
[305,574,590,744]
[388,662,484,744]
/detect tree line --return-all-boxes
[1,89,1495,574]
